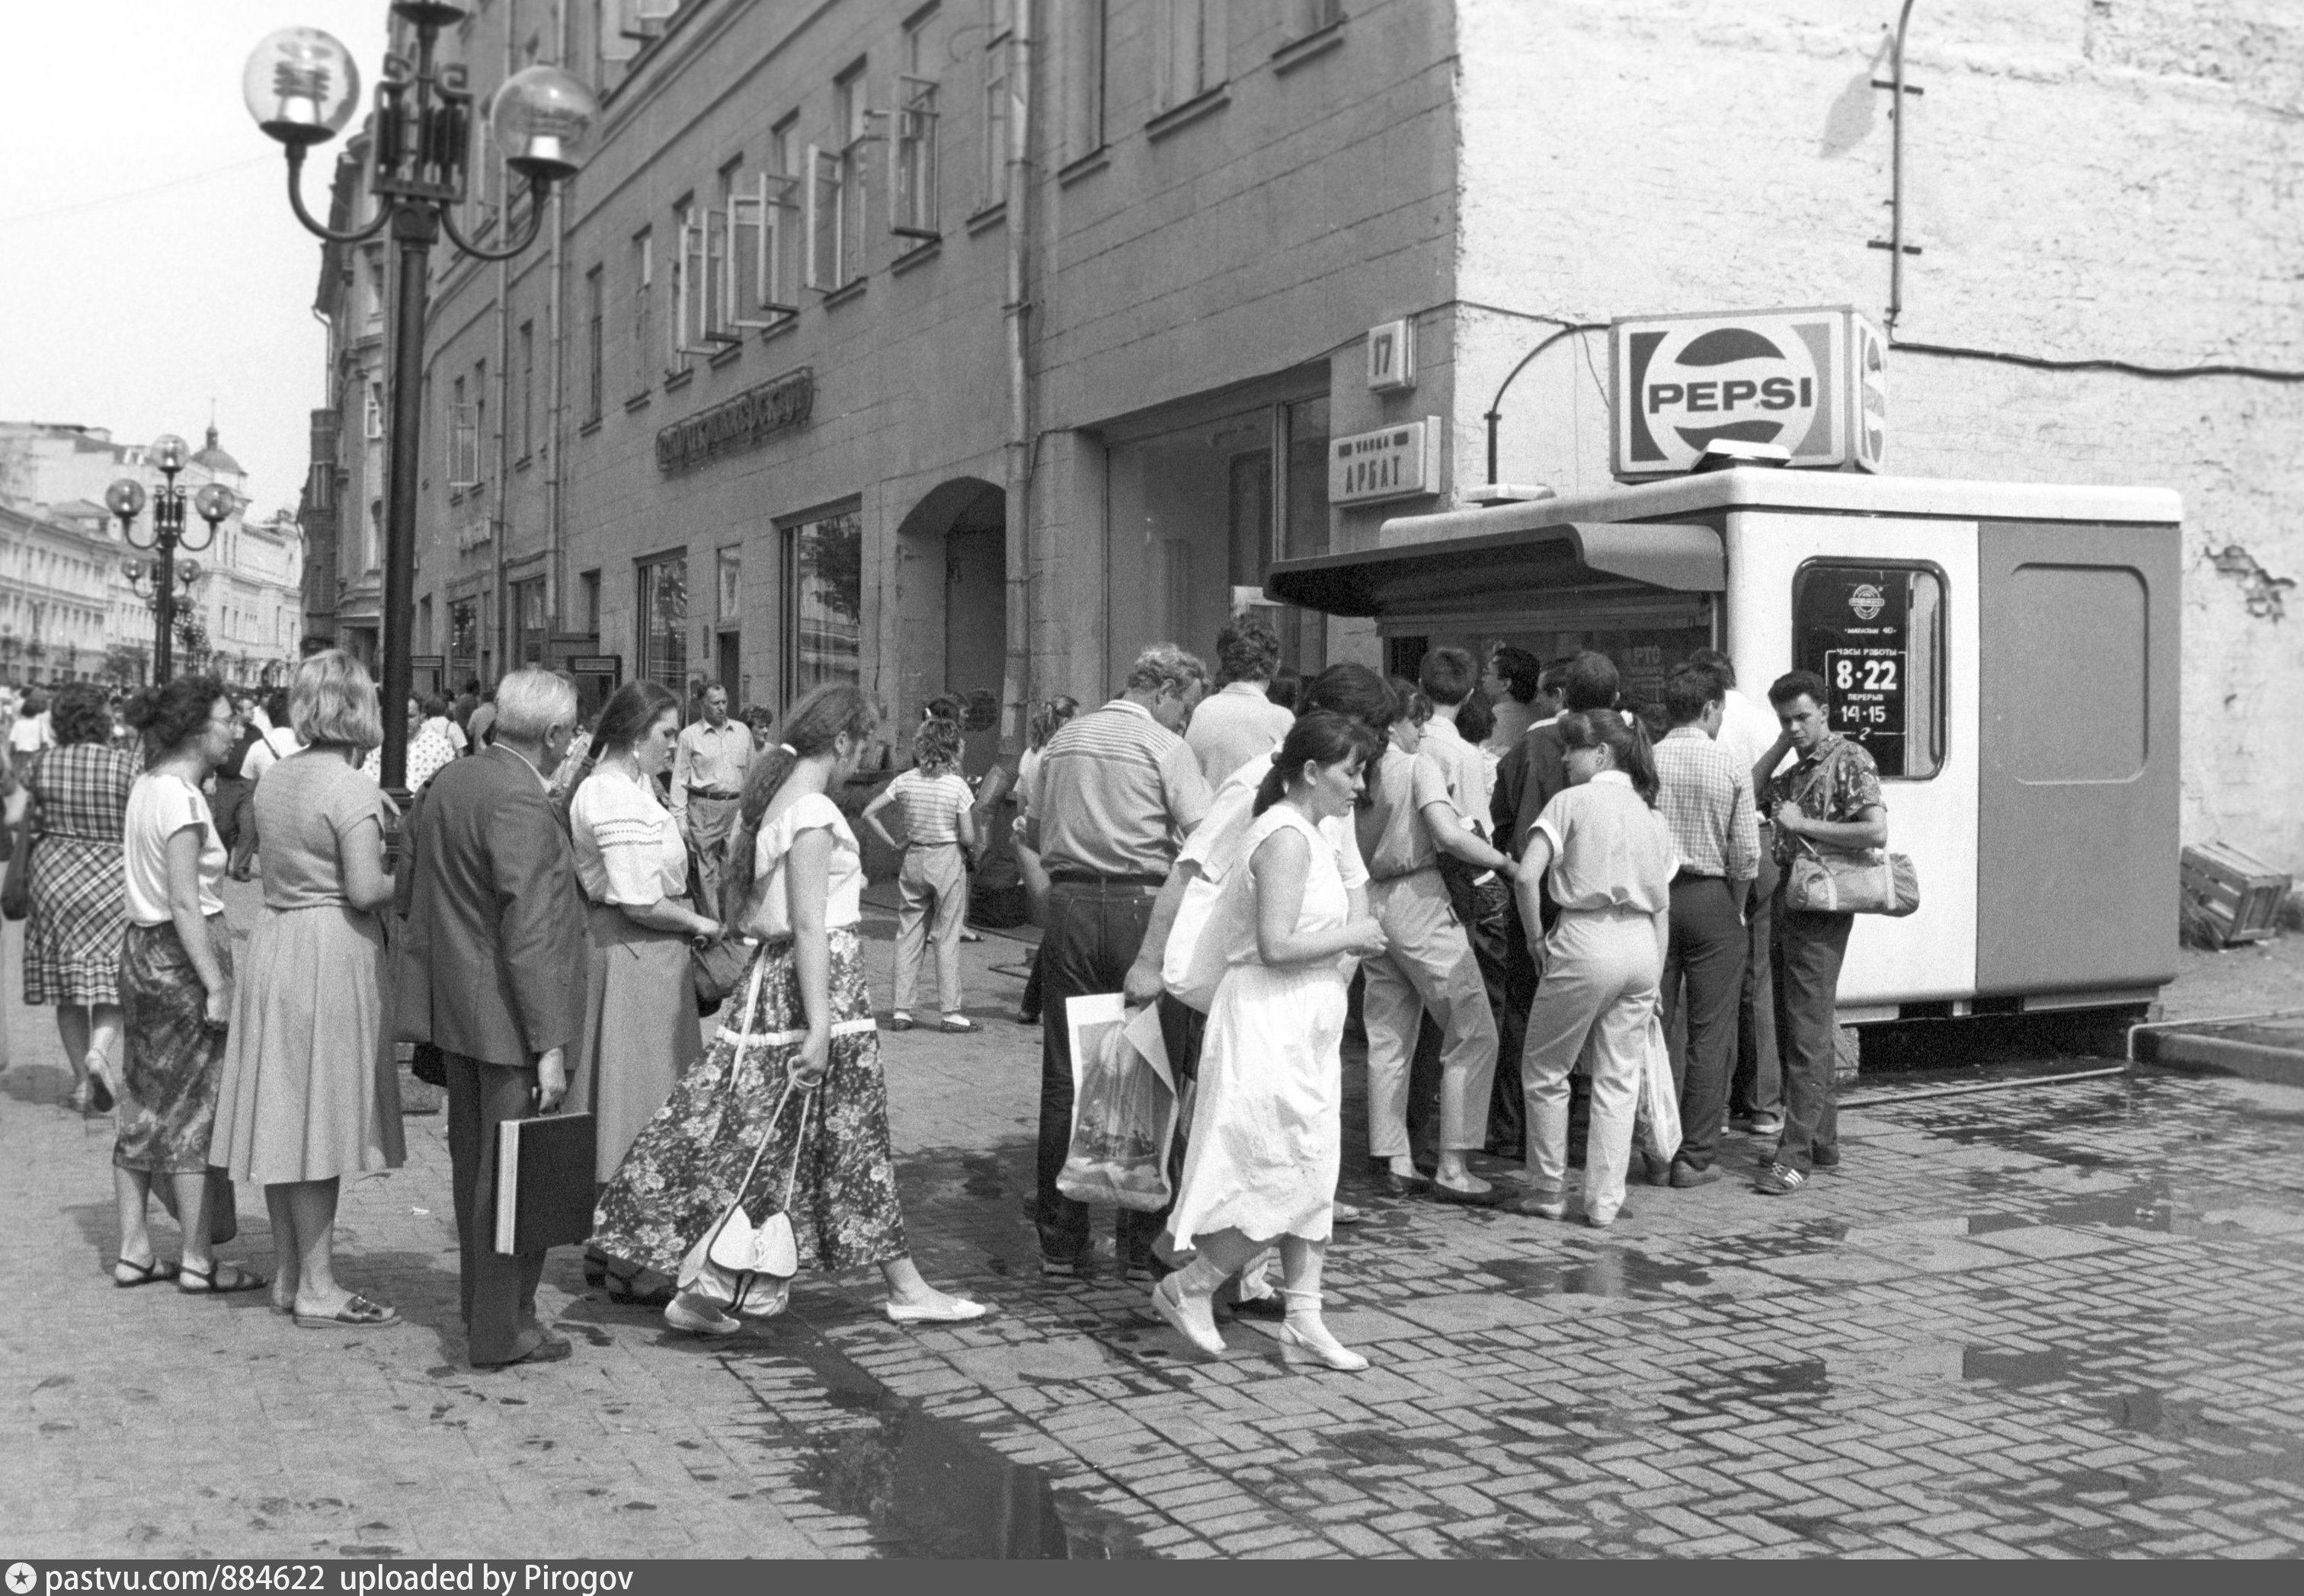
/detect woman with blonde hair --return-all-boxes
[594,684,983,1337]
[212,651,405,1325]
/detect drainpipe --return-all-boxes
[546,0,569,647]
[997,4,1035,760]
[1886,0,1918,331]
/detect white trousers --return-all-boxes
[1363,869,1499,1158]
[1520,908,1662,1220]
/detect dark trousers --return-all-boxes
[1035,881,1164,1263]
[1441,860,1518,1158]
[1019,942,1045,1020]
[1733,843,1784,1120]
[1488,898,1540,1158]
[446,1051,549,1366]
[1661,876,1746,1172]
[1770,892,1852,1175]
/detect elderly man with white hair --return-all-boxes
[395,667,591,1370]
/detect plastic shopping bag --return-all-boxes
[1057,994,1181,1212]
[1634,1002,1682,1164]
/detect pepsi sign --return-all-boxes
[1611,306,1886,477]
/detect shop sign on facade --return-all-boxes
[657,366,815,474]
[1610,306,1885,477]
[1329,417,1442,506]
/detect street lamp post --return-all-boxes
[106,439,231,686]
[243,3,597,800]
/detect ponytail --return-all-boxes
[1253,711,1379,816]
[1558,708,1660,808]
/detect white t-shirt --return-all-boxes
[8,712,53,756]
[123,772,228,926]
[242,726,302,783]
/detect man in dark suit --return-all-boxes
[396,668,589,1370]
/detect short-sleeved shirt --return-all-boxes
[123,772,227,925]
[252,750,388,910]
[1417,715,1491,835]
[1184,682,1294,787]
[1531,771,1677,916]
[1653,727,1760,882]
[1762,732,1886,866]
[885,767,974,846]
[242,725,302,784]
[671,718,753,809]
[751,792,865,936]
[571,763,689,907]
[1359,747,1457,879]
[1034,699,1213,878]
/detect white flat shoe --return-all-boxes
[885,1294,987,1325]
[1277,1322,1370,1373]
[664,1292,743,1338]
[1148,1276,1225,1357]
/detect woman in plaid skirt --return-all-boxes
[20,682,137,1115]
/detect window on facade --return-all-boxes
[447,376,478,488]
[1791,561,1945,780]
[366,500,382,574]
[584,266,604,424]
[448,597,480,680]
[517,320,536,461]
[364,380,383,440]
[514,574,549,665]
[716,544,742,623]
[636,554,688,690]
[1058,0,1106,162]
[630,229,654,395]
[671,196,706,363]
[1157,0,1226,110]
[579,568,601,635]
[1291,0,1344,35]
[474,358,488,487]
[981,4,1012,209]
[365,256,385,327]
[783,508,862,692]
[417,594,432,656]
[806,67,870,290]
[894,11,940,238]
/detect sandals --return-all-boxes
[293,1294,401,1329]
[112,1257,179,1289]
[177,1260,267,1295]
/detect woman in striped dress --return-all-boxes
[21,682,137,1115]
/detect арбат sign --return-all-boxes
[1611,307,1885,477]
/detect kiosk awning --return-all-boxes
[1264,521,1724,617]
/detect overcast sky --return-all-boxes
[0,2,396,517]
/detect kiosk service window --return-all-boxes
[1792,560,1945,780]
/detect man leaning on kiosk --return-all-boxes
[1028,643,1214,1278]
[1751,669,1886,1198]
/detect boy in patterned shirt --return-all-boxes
[1752,669,1888,1196]
[863,715,980,1032]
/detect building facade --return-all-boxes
[0,421,306,688]
[310,0,2301,860]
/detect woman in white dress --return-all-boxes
[1154,712,1388,1371]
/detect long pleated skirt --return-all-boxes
[211,902,405,1187]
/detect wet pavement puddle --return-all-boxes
[716,1316,1142,1558]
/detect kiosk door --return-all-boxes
[1974,521,2179,997]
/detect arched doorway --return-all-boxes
[894,477,1006,782]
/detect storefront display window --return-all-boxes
[785,507,862,693]
[514,576,547,667]
[1104,385,1330,688]
[637,554,687,691]
[448,597,479,686]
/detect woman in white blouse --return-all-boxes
[569,680,721,1304]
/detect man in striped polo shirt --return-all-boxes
[1028,643,1213,1277]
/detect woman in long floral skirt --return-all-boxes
[593,683,984,1337]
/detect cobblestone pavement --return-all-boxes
[5,887,2302,1559]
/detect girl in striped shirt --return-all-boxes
[863,717,980,1031]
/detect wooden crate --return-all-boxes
[2180,842,2292,947]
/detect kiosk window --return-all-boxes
[1792,561,1944,779]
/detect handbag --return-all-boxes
[1784,835,1920,917]
[690,935,752,1016]
[674,955,813,1314]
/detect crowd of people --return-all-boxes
[0,609,1887,1374]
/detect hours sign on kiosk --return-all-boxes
[1268,325,2181,1044]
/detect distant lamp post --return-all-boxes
[107,439,229,685]
[244,2,598,801]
